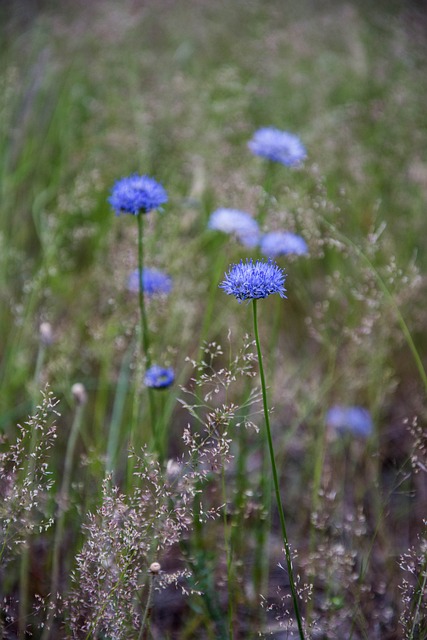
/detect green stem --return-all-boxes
[18,341,48,639]
[138,573,155,640]
[252,299,306,640]
[137,213,151,369]
[221,466,234,640]
[18,545,29,639]
[136,212,157,449]
[106,339,135,476]
[42,402,85,640]
[253,437,271,600]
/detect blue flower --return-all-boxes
[208,208,260,248]
[109,174,168,215]
[326,406,373,439]
[260,231,308,258]
[144,365,175,389]
[220,258,286,302]
[128,268,172,296]
[248,127,306,166]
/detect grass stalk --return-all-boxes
[220,466,235,640]
[18,537,30,639]
[82,550,138,640]
[305,416,328,626]
[252,299,306,640]
[18,338,49,639]
[409,549,427,640]
[42,393,86,640]
[137,571,156,640]
[322,218,427,395]
[106,339,135,476]
[252,439,271,601]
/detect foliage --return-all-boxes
[0,0,426,637]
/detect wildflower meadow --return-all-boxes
[0,1,426,638]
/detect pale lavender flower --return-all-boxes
[109,174,168,215]
[248,127,306,166]
[144,365,175,389]
[326,406,373,439]
[260,231,308,257]
[128,268,172,296]
[208,208,260,248]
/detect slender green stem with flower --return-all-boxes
[137,212,157,449]
[137,213,151,369]
[252,299,306,640]
[220,259,305,638]
[109,174,168,455]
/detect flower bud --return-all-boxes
[71,383,88,406]
[39,322,54,346]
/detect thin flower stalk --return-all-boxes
[252,298,306,640]
[137,212,157,448]
[137,568,157,640]
[109,174,168,454]
[220,259,305,638]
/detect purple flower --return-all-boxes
[144,365,175,389]
[109,174,168,215]
[208,208,260,248]
[248,127,306,166]
[260,231,308,258]
[128,268,172,296]
[326,406,373,439]
[220,259,286,302]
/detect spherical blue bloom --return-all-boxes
[144,365,175,389]
[326,406,373,439]
[220,259,286,302]
[208,208,260,248]
[248,127,306,166]
[128,268,172,296]
[109,174,168,215]
[260,231,308,258]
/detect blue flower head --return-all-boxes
[326,405,373,439]
[220,258,286,302]
[109,174,168,215]
[128,268,172,296]
[248,127,306,166]
[260,231,308,258]
[208,208,260,248]
[144,365,175,389]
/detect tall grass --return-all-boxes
[0,0,426,637]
